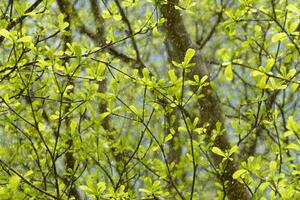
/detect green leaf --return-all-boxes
[24,170,34,177]
[265,58,275,71]
[250,70,264,77]
[286,143,300,150]
[96,182,106,193]
[269,161,277,171]
[200,75,208,84]
[139,188,151,194]
[129,105,138,115]
[258,75,267,89]
[0,29,11,40]
[58,13,69,32]
[292,170,300,175]
[211,147,226,157]
[168,69,177,83]
[142,68,150,83]
[122,0,134,7]
[164,134,173,143]
[284,130,294,137]
[97,63,106,76]
[232,169,247,179]
[287,69,296,78]
[9,175,21,189]
[144,177,152,187]
[73,44,82,59]
[172,60,182,68]
[193,117,199,128]
[38,122,45,131]
[50,114,59,120]
[70,120,77,135]
[271,33,287,43]
[178,126,187,132]
[193,127,205,134]
[184,48,196,65]
[113,14,122,21]
[65,85,74,91]
[287,4,300,15]
[290,20,300,32]
[58,13,65,27]
[102,10,111,19]
[79,185,94,195]
[153,180,160,188]
[291,83,299,92]
[259,182,270,191]
[225,64,233,81]
[17,36,32,43]
[228,145,238,156]
[98,112,110,122]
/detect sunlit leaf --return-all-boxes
[9,175,21,190]
[225,64,233,81]
[232,169,247,179]
[211,147,226,157]
[0,29,11,40]
[184,48,196,65]
[271,33,287,43]
[286,143,300,150]
[164,134,173,143]
[287,4,300,15]
[17,36,33,43]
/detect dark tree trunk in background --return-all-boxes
[160,1,250,199]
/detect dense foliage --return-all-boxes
[0,0,300,199]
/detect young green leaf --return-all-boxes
[265,58,275,71]
[211,147,226,157]
[225,64,233,81]
[228,145,238,156]
[79,185,94,195]
[129,105,138,115]
[269,161,277,171]
[0,29,11,40]
[96,182,106,193]
[271,33,287,43]
[286,143,300,150]
[113,14,122,21]
[200,75,208,84]
[142,68,150,83]
[9,175,21,189]
[102,10,111,19]
[58,13,69,33]
[168,69,177,83]
[98,112,110,122]
[291,83,299,92]
[287,4,300,15]
[259,182,270,191]
[232,169,247,179]
[184,48,196,65]
[164,134,173,143]
[17,36,33,43]
[24,170,34,178]
[97,63,106,76]
[172,60,182,68]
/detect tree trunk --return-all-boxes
[160,1,250,199]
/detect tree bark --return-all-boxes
[159,1,250,199]
[56,1,81,199]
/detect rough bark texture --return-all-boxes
[56,1,81,199]
[160,1,250,199]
